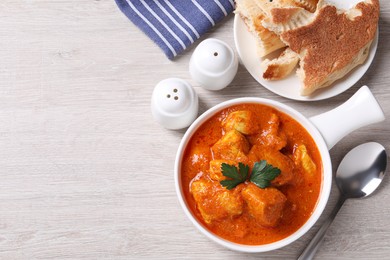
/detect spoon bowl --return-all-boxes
[299,142,387,259]
[337,142,387,199]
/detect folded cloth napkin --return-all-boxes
[115,0,235,59]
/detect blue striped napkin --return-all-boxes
[115,0,235,59]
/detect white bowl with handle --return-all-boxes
[174,86,385,252]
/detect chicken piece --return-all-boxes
[222,110,260,135]
[211,130,249,162]
[248,114,287,150]
[186,143,211,172]
[248,145,294,186]
[293,144,317,176]
[262,114,287,150]
[228,215,249,238]
[216,189,244,216]
[242,183,287,227]
[191,179,244,224]
[209,159,236,181]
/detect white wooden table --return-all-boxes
[0,1,389,259]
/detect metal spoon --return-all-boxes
[298,142,387,260]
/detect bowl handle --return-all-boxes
[309,86,385,150]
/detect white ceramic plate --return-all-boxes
[233,15,379,101]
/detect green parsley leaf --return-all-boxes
[250,160,281,189]
[220,162,249,190]
[219,160,280,190]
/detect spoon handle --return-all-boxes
[298,196,346,260]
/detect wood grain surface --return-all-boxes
[0,1,389,259]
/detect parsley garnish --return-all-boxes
[250,160,281,189]
[220,162,249,190]
[219,160,281,190]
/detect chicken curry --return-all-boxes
[181,103,322,245]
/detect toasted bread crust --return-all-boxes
[262,48,300,80]
[298,40,373,95]
[271,7,302,24]
[279,0,379,94]
[293,0,318,12]
[254,0,297,15]
[236,0,286,57]
[252,13,287,56]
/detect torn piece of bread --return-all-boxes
[262,48,300,80]
[262,6,315,34]
[297,39,373,95]
[254,0,298,16]
[263,0,379,96]
[235,0,286,57]
[235,0,319,58]
[254,0,318,18]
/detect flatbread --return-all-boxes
[262,48,300,80]
[235,0,286,57]
[263,0,379,95]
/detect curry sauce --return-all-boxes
[181,104,322,245]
